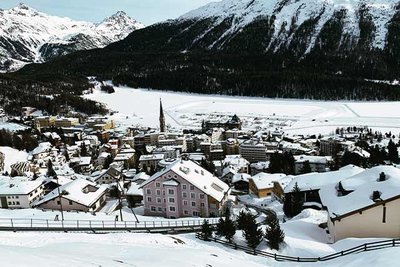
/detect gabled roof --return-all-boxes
[35,179,107,207]
[0,177,44,195]
[250,173,286,190]
[320,166,400,221]
[284,165,364,193]
[141,159,229,202]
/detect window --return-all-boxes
[147,197,152,202]
[151,206,156,212]
[169,198,175,203]
[184,210,188,215]
[191,202,196,207]
[156,182,161,188]
[190,193,195,199]
[7,202,11,205]
[57,201,61,205]
[157,207,162,212]
[199,194,205,199]
[193,211,199,217]
[156,190,161,196]
[201,203,205,207]
[184,201,188,206]
[16,201,20,205]
[168,189,174,195]
[182,192,187,198]
[146,189,151,195]
[157,198,162,203]
[190,185,195,191]
[182,184,187,190]
[169,206,176,212]
[69,200,73,205]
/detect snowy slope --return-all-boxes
[0,4,144,72]
[178,0,399,51]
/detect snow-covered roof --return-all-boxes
[320,166,400,220]
[139,154,164,161]
[35,179,107,207]
[250,173,286,190]
[223,154,249,168]
[294,155,332,164]
[79,157,91,166]
[141,159,229,202]
[231,173,251,184]
[126,183,142,196]
[284,165,365,193]
[0,177,44,195]
[32,142,52,155]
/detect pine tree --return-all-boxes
[223,216,236,242]
[237,210,254,230]
[47,160,56,177]
[299,160,312,174]
[265,213,285,250]
[388,139,399,163]
[243,217,263,249]
[201,219,213,241]
[80,142,88,157]
[284,182,304,217]
[216,218,225,236]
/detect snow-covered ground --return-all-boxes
[0,146,28,173]
[85,85,400,135]
[0,122,28,132]
[0,208,397,267]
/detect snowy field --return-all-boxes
[85,85,400,135]
[0,209,397,267]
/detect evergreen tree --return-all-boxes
[223,216,236,242]
[265,213,285,250]
[47,159,56,177]
[201,219,213,241]
[104,155,113,169]
[243,216,263,249]
[216,218,225,236]
[299,160,312,174]
[283,182,304,217]
[80,142,88,157]
[236,210,255,230]
[388,139,399,163]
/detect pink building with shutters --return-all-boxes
[140,159,229,218]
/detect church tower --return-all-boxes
[159,99,166,132]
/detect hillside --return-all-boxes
[8,0,400,102]
[0,4,144,72]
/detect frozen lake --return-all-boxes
[85,85,400,135]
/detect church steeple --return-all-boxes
[159,98,166,132]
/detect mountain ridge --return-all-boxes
[0,3,144,72]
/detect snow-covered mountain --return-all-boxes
[113,0,398,54]
[0,4,144,72]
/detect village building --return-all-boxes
[0,177,45,208]
[319,166,400,242]
[294,155,332,174]
[35,179,108,212]
[140,159,229,218]
[249,173,287,198]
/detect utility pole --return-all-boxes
[56,175,64,221]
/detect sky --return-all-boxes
[0,0,218,25]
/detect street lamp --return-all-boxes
[55,175,64,221]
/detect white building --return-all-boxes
[0,177,45,209]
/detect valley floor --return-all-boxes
[85,85,400,135]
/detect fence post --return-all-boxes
[393,239,396,247]
[153,221,155,228]
[297,257,300,262]
[144,221,147,228]
[46,219,49,229]
[10,219,13,228]
[125,221,127,229]
[77,220,79,229]
[102,221,105,229]
[253,249,256,255]
[274,254,276,260]
[135,221,137,228]
[90,220,92,229]
[341,251,344,256]
[364,244,367,251]
[30,219,33,228]
[234,243,237,250]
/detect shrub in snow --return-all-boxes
[265,212,285,250]
[201,219,213,241]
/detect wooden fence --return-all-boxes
[196,233,400,262]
